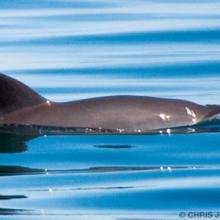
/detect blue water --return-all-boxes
[1,0,220,219]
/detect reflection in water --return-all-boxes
[0,129,220,217]
[94,145,135,149]
[1,120,220,156]
[1,119,220,138]
[0,208,36,216]
[0,164,196,176]
[1,0,220,218]
[83,166,193,173]
[0,195,27,200]
[0,133,36,153]
[0,165,43,176]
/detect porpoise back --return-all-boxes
[0,73,45,116]
[1,73,220,134]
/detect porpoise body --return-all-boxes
[0,73,219,134]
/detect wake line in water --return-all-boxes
[1,0,220,218]
[8,61,220,77]
[2,164,220,177]
[0,165,200,176]
[0,195,27,200]
[2,29,220,46]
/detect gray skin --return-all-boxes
[0,73,220,133]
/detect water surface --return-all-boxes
[1,0,220,219]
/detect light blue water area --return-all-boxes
[1,0,220,219]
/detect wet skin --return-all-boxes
[0,73,220,133]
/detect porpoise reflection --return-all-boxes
[0,73,220,134]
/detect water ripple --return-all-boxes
[1,0,220,219]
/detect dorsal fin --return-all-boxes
[0,73,45,116]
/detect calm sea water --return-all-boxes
[1,0,220,219]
